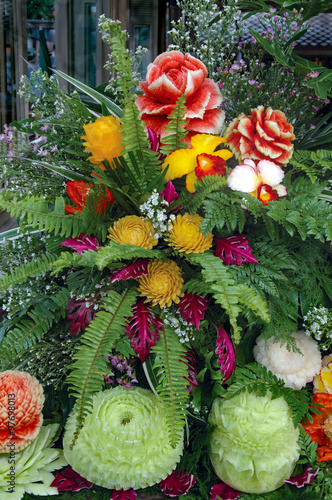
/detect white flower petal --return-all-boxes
[257,159,285,187]
[228,164,260,193]
[275,184,287,197]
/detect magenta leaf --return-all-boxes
[216,327,236,383]
[181,348,199,394]
[125,299,163,363]
[50,466,93,492]
[284,466,319,488]
[210,483,240,500]
[147,126,161,153]
[111,489,137,500]
[60,233,101,255]
[160,470,196,498]
[215,234,258,266]
[160,181,179,205]
[110,258,149,283]
[177,292,207,330]
[66,298,95,337]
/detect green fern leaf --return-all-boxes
[237,284,270,323]
[0,253,58,291]
[0,193,83,237]
[180,175,229,214]
[0,288,70,365]
[94,241,166,270]
[67,288,137,447]
[151,323,190,447]
[159,94,189,156]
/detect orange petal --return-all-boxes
[317,444,332,462]
[195,153,227,180]
[66,180,91,208]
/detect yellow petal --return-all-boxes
[212,149,233,161]
[313,372,326,393]
[190,134,227,154]
[323,354,332,367]
[186,171,198,193]
[162,148,197,182]
[321,367,332,394]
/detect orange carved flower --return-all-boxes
[81,115,123,170]
[136,51,225,139]
[138,259,183,308]
[0,370,44,452]
[303,392,332,462]
[225,106,295,165]
[65,180,113,215]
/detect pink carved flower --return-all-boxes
[136,51,225,139]
[210,483,240,500]
[225,106,295,165]
[228,158,287,205]
[160,470,196,497]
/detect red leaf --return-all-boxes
[181,348,199,394]
[50,466,93,492]
[216,327,236,383]
[284,466,319,488]
[66,298,95,337]
[111,489,137,500]
[210,483,240,500]
[60,233,101,255]
[160,470,196,497]
[215,234,258,266]
[125,299,163,363]
[110,258,149,283]
[176,292,207,330]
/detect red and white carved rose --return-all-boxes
[225,106,295,165]
[136,51,225,138]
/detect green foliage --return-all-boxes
[0,193,84,238]
[199,188,246,236]
[179,174,230,214]
[0,252,58,292]
[289,149,332,182]
[226,363,312,428]
[159,94,189,156]
[67,288,137,447]
[93,242,166,271]
[0,288,69,368]
[151,323,190,447]
[233,0,332,20]
[188,253,270,343]
[298,426,318,465]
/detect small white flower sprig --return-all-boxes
[163,307,195,344]
[303,306,332,350]
[139,189,176,240]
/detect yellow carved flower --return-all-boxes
[138,259,184,308]
[108,215,158,249]
[168,213,213,253]
[81,115,123,169]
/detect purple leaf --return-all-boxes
[66,298,95,337]
[60,233,101,255]
[125,299,164,363]
[215,234,258,266]
[216,327,236,383]
[284,466,319,488]
[50,466,93,492]
[110,258,149,283]
[177,292,207,330]
[181,348,199,394]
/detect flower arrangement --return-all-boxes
[0,1,332,499]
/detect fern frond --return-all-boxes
[159,94,188,156]
[0,193,83,237]
[151,323,189,447]
[0,253,58,291]
[67,288,137,448]
[188,253,258,343]
[0,288,70,365]
[94,242,166,270]
[179,175,229,214]
[200,190,246,236]
[237,284,270,324]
